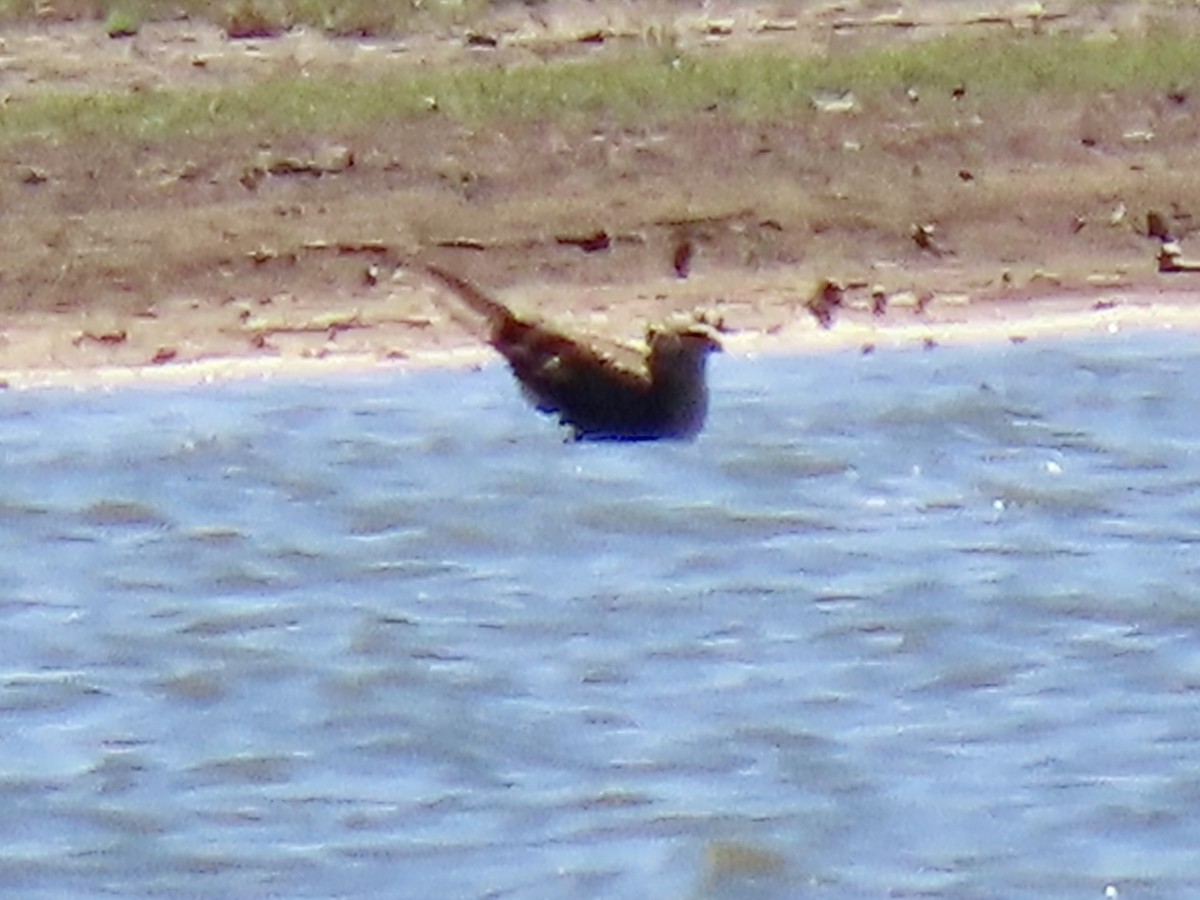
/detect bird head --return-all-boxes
[646,320,723,358]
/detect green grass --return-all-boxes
[0,0,487,31]
[4,28,1200,146]
[102,5,141,36]
[845,29,1200,95]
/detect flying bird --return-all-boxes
[419,264,721,441]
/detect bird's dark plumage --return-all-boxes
[421,264,721,441]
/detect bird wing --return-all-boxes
[496,317,653,417]
[420,263,652,393]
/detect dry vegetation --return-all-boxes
[3,0,1200,377]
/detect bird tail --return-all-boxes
[420,264,516,336]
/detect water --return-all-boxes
[2,333,1200,899]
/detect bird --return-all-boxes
[805,277,844,329]
[1146,209,1174,243]
[419,264,721,441]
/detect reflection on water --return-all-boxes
[2,334,1200,899]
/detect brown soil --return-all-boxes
[3,0,1200,389]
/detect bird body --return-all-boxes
[420,264,720,441]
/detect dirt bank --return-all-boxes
[3,0,1200,389]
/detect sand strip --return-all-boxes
[3,288,1197,393]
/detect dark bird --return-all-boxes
[1147,209,1174,243]
[805,278,844,329]
[870,284,888,317]
[910,222,946,257]
[421,264,721,441]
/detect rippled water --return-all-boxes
[3,333,1200,899]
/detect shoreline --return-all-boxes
[4,285,1197,393]
[4,5,1200,393]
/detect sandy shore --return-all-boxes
[4,280,1198,392]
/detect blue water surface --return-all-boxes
[1,333,1199,899]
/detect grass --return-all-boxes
[3,26,1200,149]
[432,28,1200,122]
[102,5,141,36]
[0,0,483,31]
